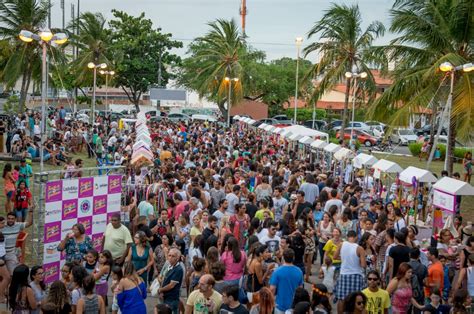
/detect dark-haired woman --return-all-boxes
[126,231,154,284]
[9,264,37,313]
[343,291,367,314]
[30,266,46,314]
[71,265,88,313]
[44,281,71,314]
[76,275,105,314]
[221,236,247,286]
[247,244,274,292]
[57,223,93,263]
[117,262,147,313]
[3,163,15,212]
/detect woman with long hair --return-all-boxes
[116,262,146,313]
[312,284,332,314]
[290,232,306,276]
[343,291,367,314]
[221,237,247,286]
[154,233,173,277]
[317,212,334,264]
[205,246,220,273]
[247,244,274,292]
[126,230,154,285]
[387,262,418,313]
[463,151,472,183]
[3,163,15,212]
[76,275,105,314]
[9,264,37,312]
[44,280,72,313]
[29,266,46,314]
[359,232,377,272]
[250,286,275,314]
[301,210,316,282]
[71,265,88,313]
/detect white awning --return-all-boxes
[272,127,282,134]
[264,125,276,132]
[278,125,329,140]
[433,177,474,195]
[238,116,246,121]
[299,136,314,144]
[352,153,378,168]
[248,119,256,125]
[310,140,328,149]
[243,117,252,123]
[399,166,437,183]
[334,148,354,161]
[258,123,268,129]
[233,115,241,120]
[289,133,303,141]
[280,128,292,136]
[323,143,341,153]
[371,159,403,173]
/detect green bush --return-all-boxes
[284,108,326,122]
[408,142,473,162]
[408,143,422,156]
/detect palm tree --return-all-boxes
[69,12,111,92]
[180,19,244,117]
[368,0,473,174]
[303,3,385,133]
[0,0,50,111]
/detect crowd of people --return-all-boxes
[0,109,472,314]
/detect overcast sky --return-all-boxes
[50,0,396,61]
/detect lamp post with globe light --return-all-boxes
[19,29,68,172]
[344,71,367,148]
[87,63,107,124]
[99,70,115,115]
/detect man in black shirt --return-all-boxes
[202,215,218,242]
[388,231,411,279]
[349,186,364,221]
[291,190,312,219]
[220,284,249,314]
[159,248,184,314]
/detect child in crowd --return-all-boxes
[110,265,123,314]
[93,250,113,306]
[189,257,206,293]
[319,256,336,295]
[84,249,98,274]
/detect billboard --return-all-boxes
[42,175,122,284]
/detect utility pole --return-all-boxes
[156,51,162,111]
[61,0,65,29]
[240,0,247,39]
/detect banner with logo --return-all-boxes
[42,175,122,284]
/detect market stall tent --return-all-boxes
[433,177,474,195]
[371,159,403,173]
[352,153,378,169]
[272,127,282,134]
[258,123,268,129]
[311,140,328,149]
[399,166,437,183]
[280,125,329,141]
[334,148,354,161]
[264,125,276,132]
[248,119,256,125]
[289,133,303,141]
[299,136,314,145]
[323,143,341,153]
[233,115,241,120]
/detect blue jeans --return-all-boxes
[319,241,326,263]
[163,299,179,314]
[15,208,27,220]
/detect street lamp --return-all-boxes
[99,70,115,115]
[345,71,368,148]
[294,36,303,124]
[87,62,107,124]
[439,61,473,172]
[225,77,239,127]
[19,29,68,172]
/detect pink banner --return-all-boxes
[108,175,122,194]
[43,261,60,285]
[62,199,78,220]
[78,178,94,198]
[93,195,108,215]
[44,222,61,243]
[45,181,62,203]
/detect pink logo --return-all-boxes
[46,181,62,203]
[93,195,107,215]
[44,222,61,243]
[108,175,122,194]
[78,178,93,198]
[62,199,78,220]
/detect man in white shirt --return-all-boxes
[299,174,319,204]
[324,189,343,213]
[212,199,228,228]
[137,193,156,223]
[225,185,240,215]
[272,186,288,221]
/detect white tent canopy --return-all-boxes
[243,117,252,123]
[233,115,241,120]
[399,166,437,183]
[264,125,276,132]
[278,125,329,140]
[371,159,403,173]
[288,133,303,141]
[433,177,474,195]
[258,123,268,129]
[334,148,354,161]
[352,153,378,168]
[299,136,314,145]
[238,116,246,121]
[310,140,328,149]
[248,119,256,125]
[272,127,282,134]
[323,143,341,153]
[280,128,292,137]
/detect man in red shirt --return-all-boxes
[11,181,32,222]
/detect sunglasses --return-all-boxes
[357,301,365,306]
[367,277,378,281]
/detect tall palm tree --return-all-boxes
[69,12,111,91]
[303,3,385,132]
[0,0,50,111]
[180,19,244,117]
[368,0,473,174]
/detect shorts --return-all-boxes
[95,282,108,296]
[6,191,13,199]
[334,274,366,302]
[15,208,27,220]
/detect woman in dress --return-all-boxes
[221,236,247,286]
[9,264,37,313]
[57,223,93,263]
[3,163,15,212]
[126,231,154,285]
[301,209,316,282]
[116,262,147,314]
[29,266,46,314]
[247,244,274,292]
[336,209,353,240]
[317,212,334,264]
[358,233,377,273]
[387,262,418,314]
[154,233,172,275]
[463,152,472,183]
[323,227,342,271]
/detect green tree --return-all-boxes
[303,3,385,132]
[368,0,473,174]
[0,0,50,112]
[178,19,245,117]
[109,10,182,112]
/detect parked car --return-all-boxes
[390,128,418,145]
[254,118,279,127]
[336,129,380,147]
[328,120,342,131]
[303,120,328,130]
[333,121,371,132]
[66,113,89,124]
[366,121,386,128]
[191,114,217,122]
[418,135,466,147]
[370,125,386,138]
[145,110,167,117]
[272,115,293,126]
[167,113,190,122]
[414,124,447,136]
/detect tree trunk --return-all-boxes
[447,118,457,175]
[340,78,351,133]
[19,68,30,113]
[428,101,438,155]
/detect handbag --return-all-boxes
[150,278,160,297]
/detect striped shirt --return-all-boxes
[3,223,25,253]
